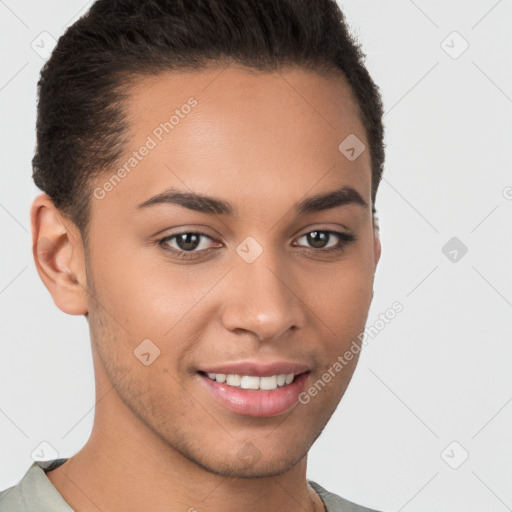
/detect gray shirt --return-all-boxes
[0,459,381,511]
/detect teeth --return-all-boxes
[205,372,296,390]
[259,375,278,390]
[226,374,242,386]
[240,376,260,390]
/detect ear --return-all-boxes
[30,193,89,316]
[373,211,382,270]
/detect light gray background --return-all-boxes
[1,1,511,511]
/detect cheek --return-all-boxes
[304,240,375,361]
[88,240,208,335]
[306,256,374,327]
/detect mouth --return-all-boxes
[196,363,310,417]
[199,371,298,391]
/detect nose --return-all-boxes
[220,248,306,343]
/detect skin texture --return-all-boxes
[31,65,381,512]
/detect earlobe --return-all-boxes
[30,193,89,316]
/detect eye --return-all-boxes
[293,230,356,253]
[158,232,219,259]
[158,229,356,261]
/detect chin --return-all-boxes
[199,455,301,479]
[176,440,306,479]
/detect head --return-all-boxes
[31,0,385,478]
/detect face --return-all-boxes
[69,65,380,477]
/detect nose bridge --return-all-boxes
[221,239,305,341]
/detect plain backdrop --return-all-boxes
[1,1,512,511]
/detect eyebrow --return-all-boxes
[136,185,368,215]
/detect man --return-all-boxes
[0,0,385,510]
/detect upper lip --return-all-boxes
[199,361,310,377]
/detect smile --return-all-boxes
[198,370,310,417]
[203,372,296,391]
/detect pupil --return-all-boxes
[177,233,200,251]
[308,231,328,249]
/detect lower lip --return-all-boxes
[198,372,309,418]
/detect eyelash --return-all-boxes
[157,230,356,260]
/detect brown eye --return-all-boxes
[173,233,202,251]
[158,231,218,259]
[294,230,356,252]
[304,231,330,249]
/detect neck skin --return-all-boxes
[46,342,325,512]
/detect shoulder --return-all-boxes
[0,484,24,511]
[308,480,384,512]
[0,459,72,512]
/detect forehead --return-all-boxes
[125,64,365,145]
[91,65,371,220]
